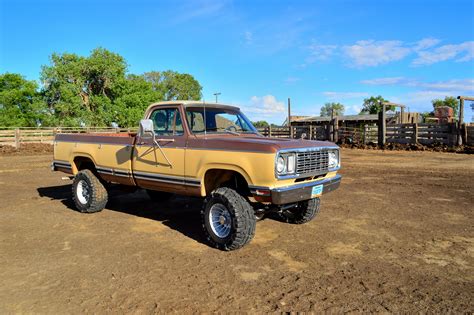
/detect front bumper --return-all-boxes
[270,174,342,205]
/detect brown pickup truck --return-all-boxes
[52,101,341,250]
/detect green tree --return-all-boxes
[41,48,127,126]
[143,70,202,101]
[39,48,202,127]
[359,95,394,114]
[320,102,345,117]
[252,120,269,128]
[431,96,458,117]
[0,73,48,126]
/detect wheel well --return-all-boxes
[73,156,97,173]
[204,169,250,196]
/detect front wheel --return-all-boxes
[278,198,320,224]
[201,187,256,251]
[72,169,108,213]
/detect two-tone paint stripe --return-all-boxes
[52,160,72,170]
[133,171,201,187]
[96,166,131,178]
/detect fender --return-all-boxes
[198,163,253,196]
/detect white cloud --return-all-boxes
[412,41,474,65]
[323,91,369,99]
[361,77,474,91]
[360,77,408,85]
[305,43,337,65]
[247,95,285,114]
[174,0,228,23]
[342,40,411,67]
[413,38,441,51]
[304,38,473,67]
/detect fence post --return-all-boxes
[290,125,294,139]
[463,123,468,145]
[333,117,339,143]
[309,125,313,140]
[269,125,272,137]
[14,128,20,149]
[363,125,368,144]
[413,123,418,144]
[378,110,386,147]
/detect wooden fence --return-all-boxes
[1,123,473,148]
[386,123,458,145]
[0,127,136,148]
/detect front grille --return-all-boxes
[296,150,329,175]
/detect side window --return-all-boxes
[149,108,184,136]
[186,110,205,133]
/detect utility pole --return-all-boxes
[213,92,221,103]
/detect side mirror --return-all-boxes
[139,119,155,139]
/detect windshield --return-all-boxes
[185,107,258,134]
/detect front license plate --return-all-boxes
[311,184,323,197]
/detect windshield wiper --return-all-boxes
[223,129,241,136]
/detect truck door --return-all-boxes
[132,106,186,194]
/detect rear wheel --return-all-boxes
[202,187,256,251]
[72,169,108,213]
[278,198,320,224]
[146,189,173,202]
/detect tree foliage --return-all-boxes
[252,120,269,128]
[320,102,345,117]
[431,96,458,117]
[0,47,203,127]
[0,73,47,126]
[359,95,394,114]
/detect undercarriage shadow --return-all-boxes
[37,184,207,246]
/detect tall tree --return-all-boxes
[0,73,48,126]
[143,70,202,101]
[359,95,394,114]
[432,96,458,117]
[320,102,345,117]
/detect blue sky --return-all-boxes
[1,0,473,124]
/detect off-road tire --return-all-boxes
[279,197,320,224]
[146,189,173,202]
[201,187,256,251]
[72,169,108,213]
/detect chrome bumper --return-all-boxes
[271,174,342,205]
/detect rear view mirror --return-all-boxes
[139,119,155,138]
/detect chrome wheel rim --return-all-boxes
[76,179,90,204]
[209,203,232,238]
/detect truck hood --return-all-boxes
[188,134,338,153]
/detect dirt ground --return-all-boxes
[0,149,473,312]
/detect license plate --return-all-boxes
[311,184,323,197]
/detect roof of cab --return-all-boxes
[146,100,240,113]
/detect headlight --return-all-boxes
[328,150,339,169]
[276,153,296,175]
[276,156,285,173]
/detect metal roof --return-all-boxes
[293,113,396,122]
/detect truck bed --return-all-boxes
[53,133,137,186]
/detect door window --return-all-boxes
[149,108,183,136]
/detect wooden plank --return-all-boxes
[387,138,413,144]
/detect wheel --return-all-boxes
[146,189,173,202]
[278,198,320,224]
[201,187,256,251]
[72,169,108,213]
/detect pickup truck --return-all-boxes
[52,101,341,250]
